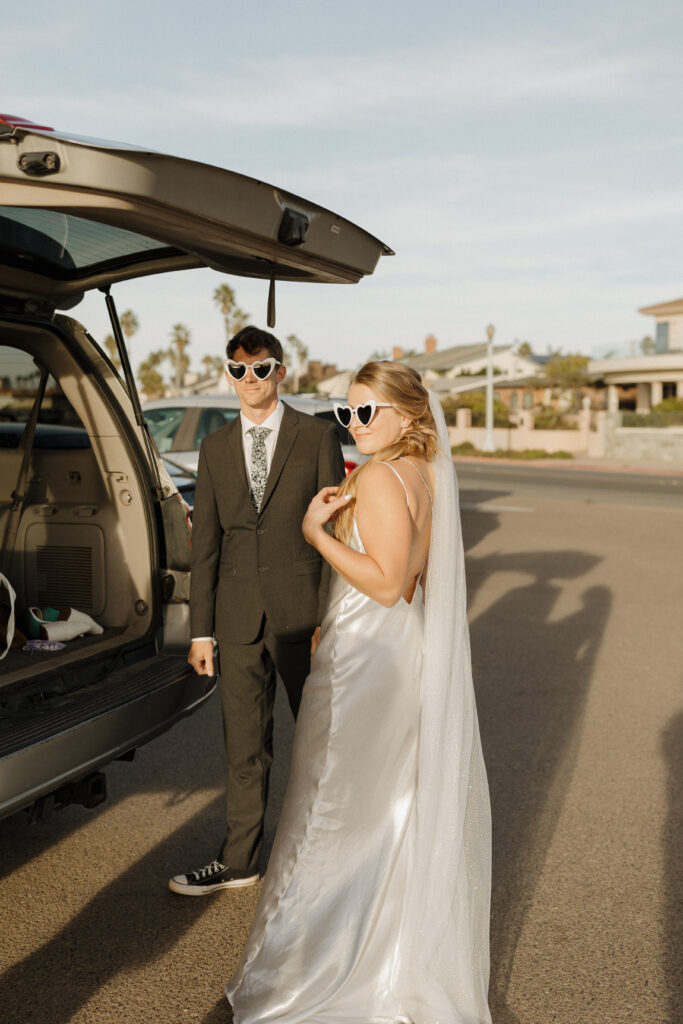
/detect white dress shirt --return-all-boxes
[192,400,284,643]
[240,400,285,486]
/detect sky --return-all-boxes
[2,0,682,376]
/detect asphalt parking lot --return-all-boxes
[0,464,681,1024]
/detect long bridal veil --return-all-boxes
[395,391,492,1024]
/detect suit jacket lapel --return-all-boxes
[260,403,299,514]
[226,415,250,494]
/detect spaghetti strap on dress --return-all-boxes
[379,457,433,509]
[378,460,410,506]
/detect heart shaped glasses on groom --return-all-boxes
[224,357,281,381]
[333,401,393,428]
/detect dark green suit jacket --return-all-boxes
[190,403,345,645]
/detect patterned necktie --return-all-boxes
[248,426,272,512]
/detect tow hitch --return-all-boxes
[28,771,107,823]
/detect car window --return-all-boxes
[193,408,239,448]
[313,410,353,447]
[0,208,174,276]
[144,407,187,453]
[0,345,89,449]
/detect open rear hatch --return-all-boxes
[0,116,393,678]
[0,114,393,311]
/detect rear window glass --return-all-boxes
[193,408,239,447]
[0,345,89,449]
[0,207,175,278]
[144,407,187,453]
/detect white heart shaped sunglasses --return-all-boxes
[224,357,281,381]
[333,401,393,428]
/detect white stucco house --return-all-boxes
[394,336,546,397]
[589,296,683,412]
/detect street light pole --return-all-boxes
[483,323,495,452]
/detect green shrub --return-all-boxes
[442,392,511,427]
[450,444,573,460]
[451,442,477,455]
[622,408,683,427]
[653,398,683,413]
[503,448,573,460]
[533,406,577,430]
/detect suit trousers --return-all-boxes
[217,614,310,874]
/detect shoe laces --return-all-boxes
[191,859,225,881]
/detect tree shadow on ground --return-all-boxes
[466,547,611,1024]
[0,691,226,882]
[459,487,511,553]
[0,798,227,1024]
[661,706,682,1024]
[203,997,233,1024]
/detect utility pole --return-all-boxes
[483,323,495,452]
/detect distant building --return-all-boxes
[316,370,355,398]
[588,354,683,411]
[638,296,683,354]
[394,334,546,397]
[588,296,683,411]
[300,360,339,389]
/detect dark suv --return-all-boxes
[0,113,390,821]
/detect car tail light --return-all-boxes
[344,460,358,476]
[0,113,55,131]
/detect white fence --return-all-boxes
[448,408,602,456]
[447,409,683,462]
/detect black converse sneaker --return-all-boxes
[168,859,259,895]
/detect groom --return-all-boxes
[169,326,345,896]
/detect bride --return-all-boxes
[226,362,492,1024]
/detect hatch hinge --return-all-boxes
[17,151,61,176]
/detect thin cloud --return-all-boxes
[9,39,655,137]
[176,44,652,127]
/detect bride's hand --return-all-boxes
[302,487,352,544]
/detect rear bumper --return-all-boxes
[0,656,215,819]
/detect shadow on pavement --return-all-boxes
[0,691,226,882]
[203,996,233,1023]
[467,548,611,1023]
[0,798,225,1024]
[459,487,511,553]
[661,705,682,1023]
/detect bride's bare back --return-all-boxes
[354,455,434,606]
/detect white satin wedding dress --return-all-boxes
[227,394,492,1024]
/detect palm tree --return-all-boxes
[120,309,139,340]
[284,333,309,393]
[167,323,191,393]
[213,283,250,343]
[201,354,224,379]
[104,334,121,370]
[137,349,166,399]
[103,310,137,373]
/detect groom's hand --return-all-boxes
[310,626,321,656]
[188,640,215,677]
